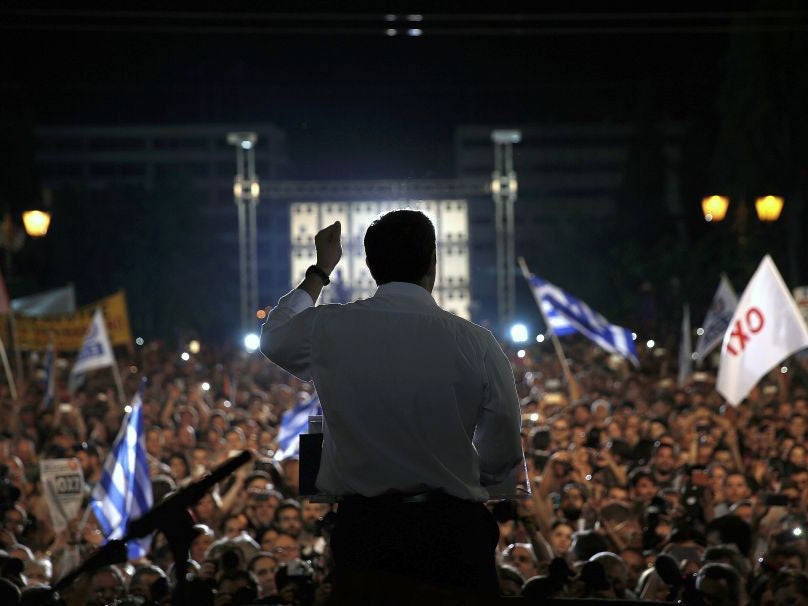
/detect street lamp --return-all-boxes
[22,210,51,237]
[754,195,784,222]
[701,195,729,222]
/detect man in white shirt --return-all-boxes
[261,209,523,600]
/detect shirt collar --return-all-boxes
[373,281,437,306]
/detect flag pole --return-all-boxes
[517,257,582,403]
[110,355,126,406]
[0,336,17,400]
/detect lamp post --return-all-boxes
[491,129,521,332]
[227,132,260,335]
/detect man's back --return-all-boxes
[263,282,521,501]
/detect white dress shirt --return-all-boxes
[261,281,523,501]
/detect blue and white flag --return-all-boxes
[274,392,322,461]
[694,274,738,365]
[42,338,55,409]
[90,382,153,560]
[527,274,639,366]
[70,309,116,391]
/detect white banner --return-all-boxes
[40,458,85,532]
[717,256,808,405]
[694,274,737,364]
[70,309,116,383]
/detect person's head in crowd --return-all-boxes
[729,499,753,523]
[265,531,300,564]
[152,474,177,506]
[245,489,281,530]
[548,519,574,557]
[23,557,51,586]
[529,426,551,452]
[75,441,102,480]
[174,405,199,429]
[247,552,278,598]
[628,467,658,505]
[274,559,317,606]
[244,471,271,493]
[225,427,245,452]
[723,473,750,505]
[208,537,260,574]
[191,446,210,476]
[703,544,750,580]
[590,399,611,424]
[788,414,807,441]
[167,451,191,483]
[274,499,303,538]
[193,492,221,528]
[549,416,571,449]
[300,499,329,534]
[589,552,631,599]
[88,565,127,606]
[501,543,539,581]
[129,564,168,603]
[710,464,728,503]
[190,524,215,565]
[3,505,27,542]
[176,425,197,451]
[598,502,642,551]
[637,567,670,602]
[221,513,248,539]
[792,467,808,494]
[145,426,164,460]
[279,458,300,496]
[496,564,524,597]
[216,569,258,606]
[161,426,176,453]
[651,442,677,479]
[695,562,745,606]
[765,544,806,572]
[571,530,611,563]
[257,525,281,553]
[559,483,586,522]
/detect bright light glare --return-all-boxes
[385,28,397,36]
[124,405,132,413]
[135,337,144,346]
[631,332,637,341]
[240,140,252,150]
[244,333,260,352]
[517,349,526,358]
[696,327,705,336]
[536,334,545,343]
[201,382,211,391]
[794,527,803,537]
[646,339,656,349]
[180,352,190,361]
[510,323,529,343]
[189,340,201,354]
[529,413,539,422]
[781,366,789,374]
[223,400,232,408]
[691,353,699,361]
[407,28,423,36]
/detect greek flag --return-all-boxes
[274,392,321,461]
[527,274,639,366]
[90,381,153,560]
[42,339,55,409]
[70,309,116,391]
[694,274,737,365]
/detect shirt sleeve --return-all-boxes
[260,288,317,381]
[474,337,524,486]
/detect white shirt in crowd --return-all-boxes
[261,281,523,501]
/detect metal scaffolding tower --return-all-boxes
[227,132,260,334]
[491,129,521,331]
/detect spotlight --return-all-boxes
[244,333,260,352]
[509,323,529,343]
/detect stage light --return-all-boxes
[201,382,211,391]
[135,337,144,346]
[407,28,422,36]
[124,405,132,413]
[180,352,190,361]
[517,349,526,358]
[631,332,637,341]
[510,323,529,343]
[536,334,545,343]
[189,340,201,354]
[696,327,704,336]
[646,340,655,349]
[244,333,260,352]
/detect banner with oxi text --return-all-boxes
[5,290,133,351]
[717,256,808,405]
[40,458,85,533]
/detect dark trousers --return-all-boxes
[330,494,500,604]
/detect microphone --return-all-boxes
[125,450,252,540]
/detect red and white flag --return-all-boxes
[717,255,808,405]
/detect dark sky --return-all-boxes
[0,5,747,179]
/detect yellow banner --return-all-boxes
[9,290,133,351]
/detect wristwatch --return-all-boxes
[305,265,331,285]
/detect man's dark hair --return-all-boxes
[364,209,436,285]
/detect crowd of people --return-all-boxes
[0,334,807,604]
